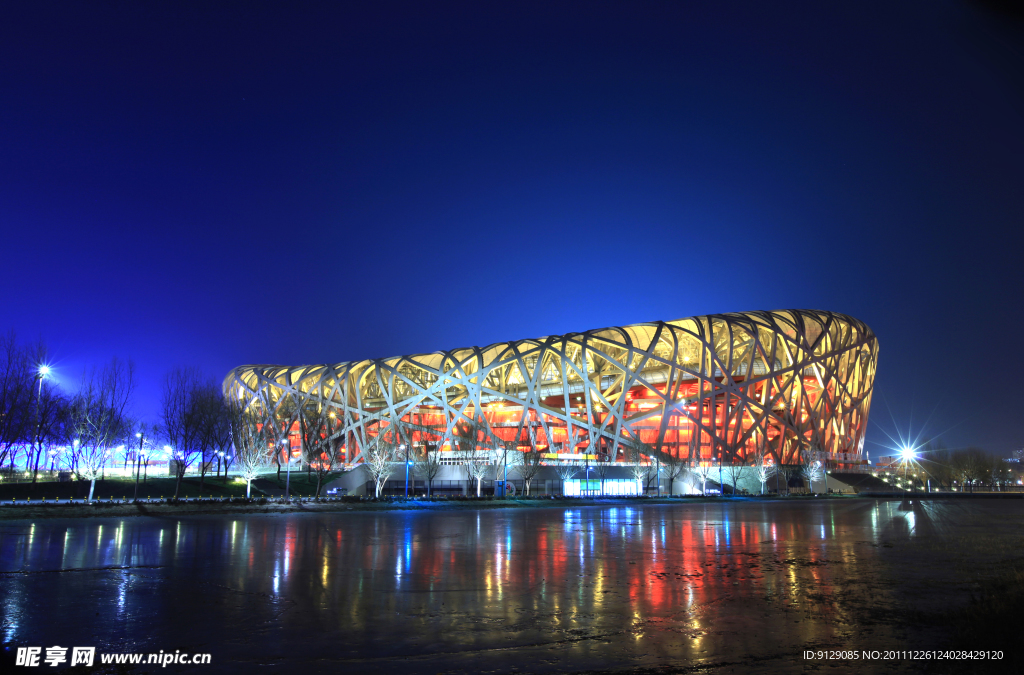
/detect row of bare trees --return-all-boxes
[162,371,348,500]
[1,331,141,499]
[907,444,1018,491]
[1,331,65,481]
[356,418,548,498]
[369,431,1024,498]
[1,331,287,501]
[351,419,801,498]
[352,421,817,498]
[160,367,240,500]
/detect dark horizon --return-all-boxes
[2,1,1022,457]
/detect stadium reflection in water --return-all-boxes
[1,501,937,673]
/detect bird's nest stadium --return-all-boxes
[223,309,877,468]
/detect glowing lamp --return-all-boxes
[900,446,915,462]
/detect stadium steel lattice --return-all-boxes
[224,310,877,467]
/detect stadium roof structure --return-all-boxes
[225,310,877,467]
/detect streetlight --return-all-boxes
[31,365,50,483]
[900,445,915,492]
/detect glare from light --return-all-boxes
[900,446,915,462]
[38,365,51,377]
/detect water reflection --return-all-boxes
[0,499,977,674]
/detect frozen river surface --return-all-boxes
[2,499,1020,673]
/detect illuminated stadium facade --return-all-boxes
[224,310,877,469]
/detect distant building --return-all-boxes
[876,455,900,470]
[224,309,878,473]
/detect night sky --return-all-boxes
[2,2,1022,456]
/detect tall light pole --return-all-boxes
[503,441,510,498]
[402,444,409,497]
[133,430,145,502]
[31,365,50,484]
[283,438,292,502]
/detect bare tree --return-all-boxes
[555,427,585,495]
[754,450,775,494]
[41,400,72,474]
[299,402,338,498]
[555,461,577,496]
[11,338,63,483]
[628,445,649,494]
[593,450,614,496]
[194,388,231,482]
[663,455,685,496]
[161,367,206,500]
[921,441,954,489]
[991,457,1011,491]
[68,358,136,501]
[801,452,824,493]
[363,434,396,498]
[952,447,990,493]
[211,399,234,481]
[723,462,748,496]
[492,438,518,497]
[511,427,544,495]
[456,418,491,496]
[30,383,70,483]
[413,424,447,497]
[633,442,663,495]
[777,464,798,495]
[415,446,443,496]
[690,460,714,496]
[465,454,491,496]
[193,380,228,495]
[507,450,536,495]
[262,392,296,481]
[0,331,33,476]
[228,398,269,498]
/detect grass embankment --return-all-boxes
[0,493,771,521]
[0,471,346,501]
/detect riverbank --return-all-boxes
[0,494,839,520]
[3,491,1022,521]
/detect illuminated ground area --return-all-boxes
[2,500,1019,673]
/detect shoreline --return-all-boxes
[1,492,1019,521]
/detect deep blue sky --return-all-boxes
[2,1,1022,456]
